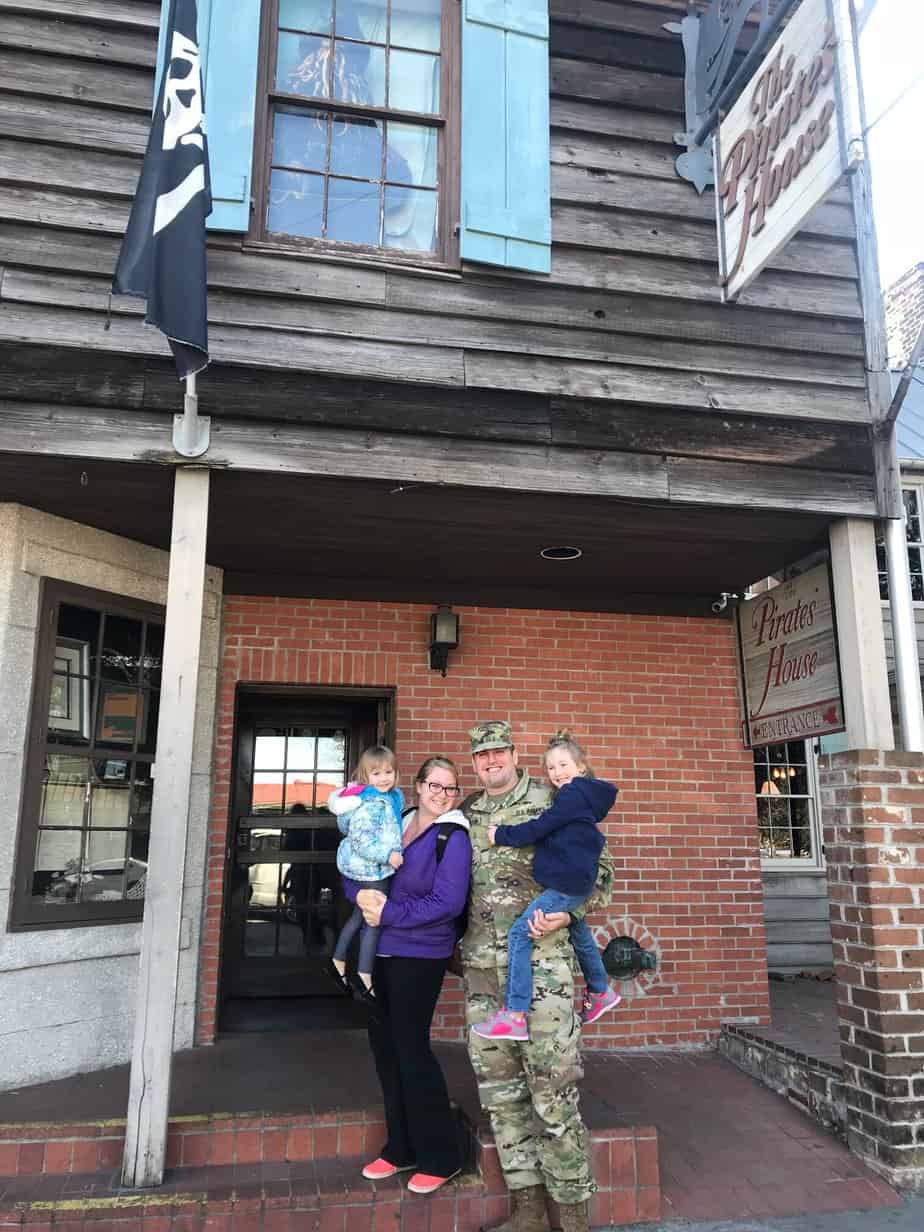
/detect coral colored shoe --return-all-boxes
[471,1009,529,1041]
[406,1169,461,1195]
[581,986,622,1025]
[361,1157,416,1181]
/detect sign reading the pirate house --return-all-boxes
[715,0,862,301]
[738,564,845,747]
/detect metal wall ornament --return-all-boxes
[667,0,773,193]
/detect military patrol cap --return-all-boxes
[469,719,513,754]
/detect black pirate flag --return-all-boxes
[113,0,211,379]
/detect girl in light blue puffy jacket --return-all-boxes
[327,746,404,997]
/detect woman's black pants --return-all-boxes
[368,956,460,1178]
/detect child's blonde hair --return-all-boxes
[353,745,398,783]
[545,729,594,778]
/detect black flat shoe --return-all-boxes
[323,958,350,995]
[348,972,377,1005]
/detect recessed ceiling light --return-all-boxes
[540,545,583,561]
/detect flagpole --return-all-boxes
[173,371,210,457]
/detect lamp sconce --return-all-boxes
[429,604,459,677]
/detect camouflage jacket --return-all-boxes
[461,770,614,970]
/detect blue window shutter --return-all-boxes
[460,0,551,274]
[155,0,260,233]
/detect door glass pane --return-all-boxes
[255,730,287,770]
[317,731,346,770]
[100,614,142,684]
[285,772,314,810]
[315,769,344,810]
[42,755,88,826]
[33,829,83,902]
[252,772,284,813]
[287,728,317,769]
[249,828,283,854]
[245,864,282,956]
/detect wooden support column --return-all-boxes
[122,467,210,1188]
[828,518,893,751]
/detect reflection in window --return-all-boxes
[754,740,818,861]
[266,0,443,254]
[877,486,924,601]
[251,727,346,813]
[27,593,164,914]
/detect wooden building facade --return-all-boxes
[0,0,893,1091]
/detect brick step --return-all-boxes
[0,1109,660,1228]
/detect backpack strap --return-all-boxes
[436,821,468,864]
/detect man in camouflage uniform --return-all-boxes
[462,721,613,1232]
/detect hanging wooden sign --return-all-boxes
[737,563,845,747]
[715,0,863,301]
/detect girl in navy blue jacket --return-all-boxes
[472,731,620,1042]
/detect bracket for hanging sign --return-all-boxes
[667,0,774,195]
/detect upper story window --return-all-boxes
[12,581,165,930]
[253,0,457,262]
[877,485,924,602]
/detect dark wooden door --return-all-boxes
[221,690,390,1003]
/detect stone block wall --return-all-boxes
[819,750,924,1190]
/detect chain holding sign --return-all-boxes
[715,0,864,300]
[737,563,845,748]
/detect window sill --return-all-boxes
[8,908,145,933]
[242,238,463,280]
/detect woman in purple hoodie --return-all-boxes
[352,756,471,1197]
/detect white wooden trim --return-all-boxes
[122,468,210,1188]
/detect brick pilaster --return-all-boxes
[819,750,924,1191]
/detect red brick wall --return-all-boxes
[197,597,770,1047]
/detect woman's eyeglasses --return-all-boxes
[423,781,461,797]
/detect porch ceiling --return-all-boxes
[0,452,831,615]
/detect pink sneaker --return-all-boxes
[581,987,622,1025]
[407,1169,461,1194]
[471,1009,529,1041]
[362,1157,416,1181]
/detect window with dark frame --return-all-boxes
[876,485,924,601]
[753,740,819,863]
[12,581,165,930]
[255,0,455,260]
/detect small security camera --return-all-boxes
[712,596,728,614]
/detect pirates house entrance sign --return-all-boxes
[737,564,845,747]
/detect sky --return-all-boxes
[858,0,924,289]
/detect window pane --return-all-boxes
[336,0,386,40]
[388,48,439,113]
[327,175,380,243]
[253,772,284,813]
[391,0,441,52]
[386,121,437,187]
[96,685,141,748]
[317,731,346,770]
[83,830,130,901]
[315,769,344,809]
[101,614,142,685]
[384,186,436,251]
[42,755,88,826]
[287,729,317,770]
[268,169,324,238]
[278,32,330,97]
[58,605,100,668]
[142,622,163,689]
[332,40,385,106]
[131,769,153,829]
[279,0,331,33]
[284,772,314,810]
[49,639,92,743]
[274,107,328,171]
[88,778,130,828]
[137,689,160,755]
[330,113,383,180]
[255,731,287,770]
[33,830,83,902]
[911,548,924,601]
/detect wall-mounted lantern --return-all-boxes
[429,604,459,677]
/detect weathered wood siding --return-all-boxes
[0,0,873,505]
[762,870,834,974]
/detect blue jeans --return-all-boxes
[505,888,608,1014]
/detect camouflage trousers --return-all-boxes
[464,958,594,1205]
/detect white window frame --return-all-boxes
[755,738,825,871]
[878,482,924,607]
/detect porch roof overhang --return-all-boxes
[0,420,841,617]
